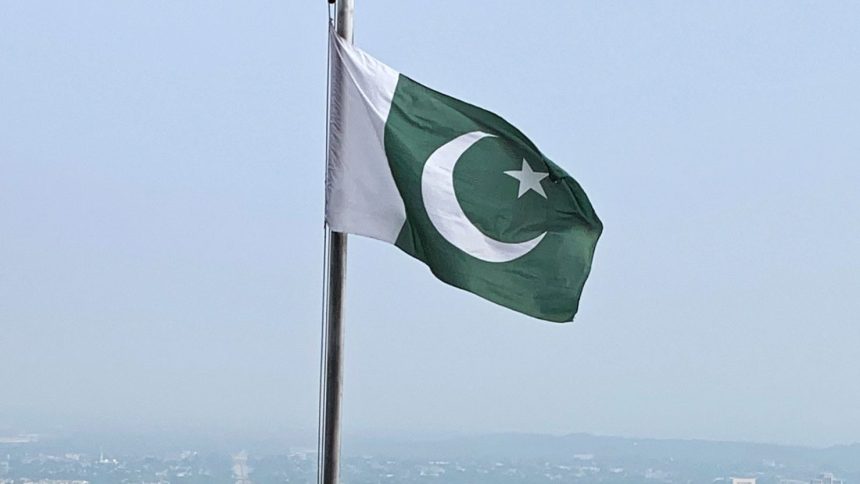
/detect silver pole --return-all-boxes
[335,0,354,42]
[320,231,346,484]
[320,2,353,484]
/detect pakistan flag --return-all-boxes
[326,31,602,322]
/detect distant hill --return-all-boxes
[351,432,860,478]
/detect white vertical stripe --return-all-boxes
[325,32,406,244]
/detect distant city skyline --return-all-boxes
[2,1,859,448]
[0,432,857,483]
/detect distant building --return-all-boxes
[811,473,844,484]
[732,479,756,484]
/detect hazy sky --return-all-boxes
[1,1,859,447]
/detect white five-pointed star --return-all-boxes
[504,159,549,198]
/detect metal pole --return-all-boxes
[321,231,346,484]
[335,0,354,43]
[320,2,353,484]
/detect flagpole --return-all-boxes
[321,230,346,484]
[320,1,353,484]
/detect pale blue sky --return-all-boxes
[1,1,858,447]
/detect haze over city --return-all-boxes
[2,0,859,462]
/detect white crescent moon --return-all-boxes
[421,131,546,263]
